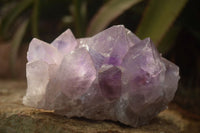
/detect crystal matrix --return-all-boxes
[23,25,180,127]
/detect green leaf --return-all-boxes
[136,0,188,46]
[72,0,87,37]
[158,25,181,54]
[86,0,142,36]
[1,0,33,38]
[10,19,29,77]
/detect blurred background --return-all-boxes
[0,0,199,115]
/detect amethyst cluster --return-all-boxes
[23,25,180,127]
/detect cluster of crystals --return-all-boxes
[23,25,180,127]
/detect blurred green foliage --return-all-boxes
[136,0,188,45]
[0,0,200,113]
[0,0,188,42]
[86,0,142,36]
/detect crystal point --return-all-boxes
[23,25,180,127]
[52,29,77,55]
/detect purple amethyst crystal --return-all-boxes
[23,25,180,127]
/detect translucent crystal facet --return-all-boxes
[23,25,180,127]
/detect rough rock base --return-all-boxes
[0,81,200,133]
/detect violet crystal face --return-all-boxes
[23,25,180,127]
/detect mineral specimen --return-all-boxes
[23,25,180,127]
